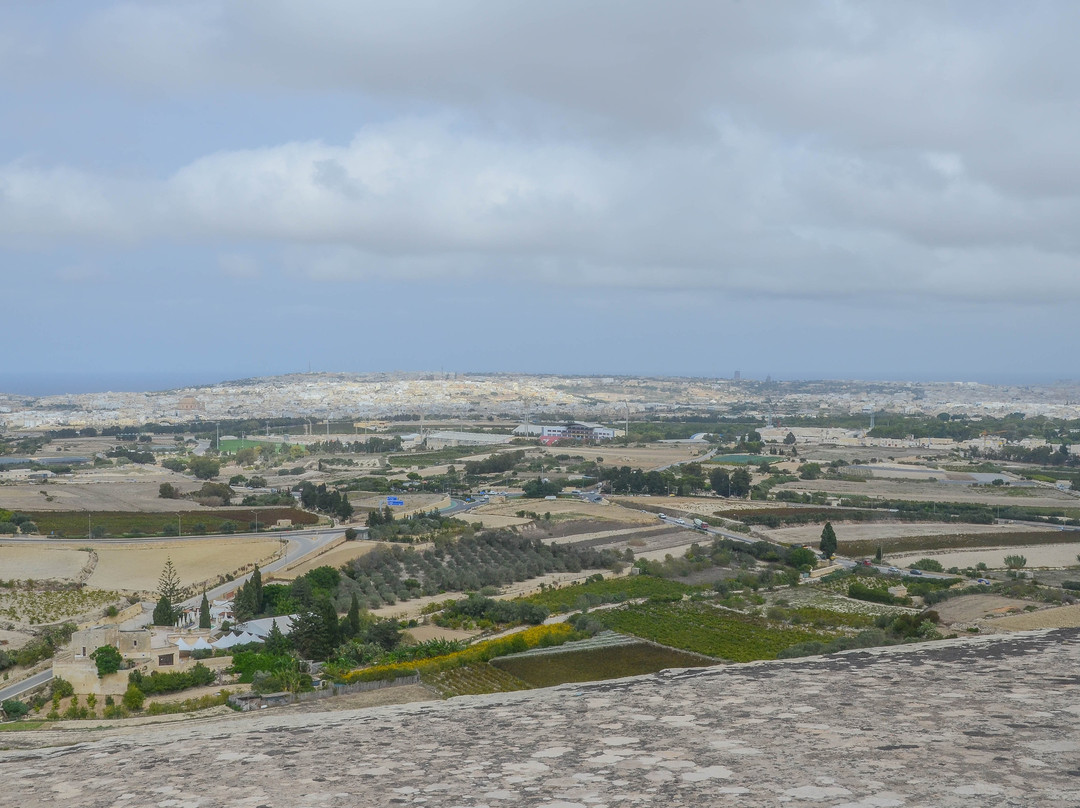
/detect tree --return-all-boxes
[158,482,180,499]
[157,557,182,609]
[709,467,730,496]
[819,522,838,557]
[784,432,797,445]
[291,599,338,661]
[729,468,752,498]
[153,595,175,626]
[90,645,123,677]
[344,527,358,541]
[264,619,291,656]
[187,457,221,480]
[798,463,822,480]
[250,564,264,614]
[199,593,211,629]
[787,547,818,572]
[233,582,257,624]
[347,593,362,639]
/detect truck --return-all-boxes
[693,518,706,530]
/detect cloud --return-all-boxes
[3,3,1080,307]
[2,114,1080,303]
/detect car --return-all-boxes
[977,578,991,585]
[909,569,923,576]
[888,567,900,574]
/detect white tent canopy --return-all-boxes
[211,633,240,649]
[173,638,193,651]
[190,638,213,651]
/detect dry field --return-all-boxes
[765,521,1052,547]
[348,493,449,515]
[0,544,90,581]
[82,537,283,592]
[931,594,1036,625]
[472,498,655,524]
[773,478,1079,509]
[889,542,1080,570]
[0,627,31,649]
[458,513,534,529]
[992,604,1080,631]
[543,444,710,470]
[614,495,778,517]
[270,541,380,581]
[0,473,211,513]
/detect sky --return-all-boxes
[2,1,1078,392]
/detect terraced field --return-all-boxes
[594,600,834,662]
[423,663,532,698]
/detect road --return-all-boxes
[0,669,52,703]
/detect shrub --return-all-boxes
[51,677,74,699]
[1004,555,1028,570]
[2,698,30,719]
[122,684,145,711]
[909,558,945,572]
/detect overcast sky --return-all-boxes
[2,1,1077,391]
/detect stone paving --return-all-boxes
[3,628,1079,807]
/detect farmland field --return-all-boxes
[0,544,89,581]
[423,663,532,698]
[84,536,283,592]
[594,600,834,662]
[0,587,121,626]
[545,444,711,470]
[520,576,695,613]
[493,641,711,687]
[25,507,318,539]
[840,530,1077,558]
[772,477,1080,509]
[888,542,1080,570]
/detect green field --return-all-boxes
[217,438,279,453]
[519,576,695,613]
[594,600,834,662]
[29,508,318,539]
[493,642,711,687]
[708,455,781,465]
[387,446,499,467]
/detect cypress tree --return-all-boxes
[250,564,263,614]
[819,522,838,558]
[199,593,211,629]
[347,593,362,639]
